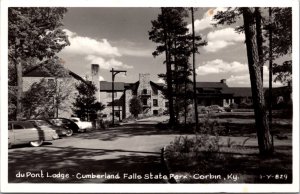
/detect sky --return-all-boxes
[57,7,288,87]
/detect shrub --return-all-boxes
[129,97,143,118]
[238,102,253,109]
[166,134,220,158]
[121,115,136,123]
[224,106,232,112]
[230,103,238,109]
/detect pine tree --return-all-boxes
[129,97,143,118]
[149,7,206,125]
[214,7,274,155]
[72,82,105,121]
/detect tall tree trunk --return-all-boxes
[191,7,199,130]
[174,40,179,124]
[255,7,264,81]
[55,78,59,118]
[184,78,187,126]
[162,8,175,126]
[242,8,273,156]
[16,61,23,120]
[268,7,274,147]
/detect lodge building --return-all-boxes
[90,64,252,121]
[21,63,291,120]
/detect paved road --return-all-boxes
[8,116,292,183]
[8,118,177,183]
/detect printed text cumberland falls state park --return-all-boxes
[15,170,240,182]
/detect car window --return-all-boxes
[35,120,51,126]
[13,124,25,130]
[62,120,71,124]
[48,120,54,125]
[51,119,62,125]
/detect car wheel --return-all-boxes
[65,129,73,137]
[30,139,44,147]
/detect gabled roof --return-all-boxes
[107,94,125,106]
[196,82,229,89]
[264,86,292,96]
[24,66,54,77]
[23,62,89,85]
[150,81,165,90]
[223,87,252,97]
[100,81,125,91]
[124,81,139,91]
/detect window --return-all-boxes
[52,119,63,126]
[143,89,148,94]
[47,78,55,88]
[62,119,71,124]
[13,124,24,130]
[107,92,117,98]
[143,99,148,106]
[153,99,158,107]
[153,110,158,115]
[153,88,158,96]
[165,101,169,108]
[35,120,51,126]
[132,90,137,96]
[8,124,12,130]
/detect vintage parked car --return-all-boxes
[70,117,92,132]
[207,105,225,113]
[47,118,80,133]
[8,121,58,148]
[198,106,209,114]
[28,119,73,137]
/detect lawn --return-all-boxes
[164,137,292,183]
[163,110,293,183]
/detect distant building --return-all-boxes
[23,62,89,118]
[90,64,168,121]
[22,63,291,120]
[90,64,248,121]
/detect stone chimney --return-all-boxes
[220,79,226,84]
[138,73,151,94]
[91,64,100,102]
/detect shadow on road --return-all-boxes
[9,146,167,183]
[75,122,188,141]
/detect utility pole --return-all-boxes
[191,7,199,130]
[110,68,127,126]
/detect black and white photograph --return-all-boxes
[1,0,299,193]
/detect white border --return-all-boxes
[1,0,299,193]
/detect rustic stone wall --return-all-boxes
[151,89,167,115]
[137,73,151,115]
[125,89,133,118]
[100,91,124,120]
[91,64,100,102]
[137,73,151,95]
